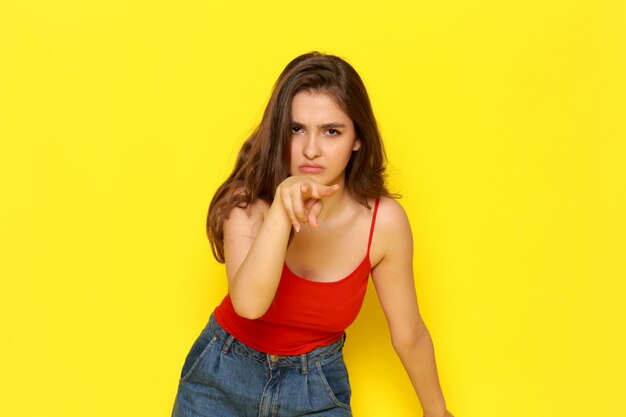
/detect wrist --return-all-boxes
[423,409,453,417]
[268,195,292,228]
[422,403,448,417]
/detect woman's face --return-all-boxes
[289,90,361,187]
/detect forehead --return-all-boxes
[291,91,351,123]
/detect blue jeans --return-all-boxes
[172,314,353,417]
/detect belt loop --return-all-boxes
[221,334,235,355]
[300,354,308,374]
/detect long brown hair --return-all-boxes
[207,51,396,263]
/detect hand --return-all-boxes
[276,176,339,232]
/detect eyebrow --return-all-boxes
[292,121,347,129]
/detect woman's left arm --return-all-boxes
[370,199,454,417]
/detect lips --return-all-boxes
[299,163,324,173]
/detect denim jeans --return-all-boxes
[172,313,353,417]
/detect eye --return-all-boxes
[291,126,303,134]
[326,129,340,136]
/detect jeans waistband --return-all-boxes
[206,313,345,367]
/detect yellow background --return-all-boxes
[1,1,624,416]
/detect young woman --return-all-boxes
[172,52,454,417]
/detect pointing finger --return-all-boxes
[316,183,340,197]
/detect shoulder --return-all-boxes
[225,186,270,219]
[373,196,411,232]
[223,197,270,237]
[369,196,413,267]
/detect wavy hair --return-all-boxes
[207,52,396,262]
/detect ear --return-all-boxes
[352,138,361,151]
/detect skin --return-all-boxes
[222,91,453,417]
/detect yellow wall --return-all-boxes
[1,1,624,416]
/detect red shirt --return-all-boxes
[214,198,380,355]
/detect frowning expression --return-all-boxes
[289,90,361,186]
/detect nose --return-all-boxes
[303,134,321,159]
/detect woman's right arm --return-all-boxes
[223,176,338,319]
